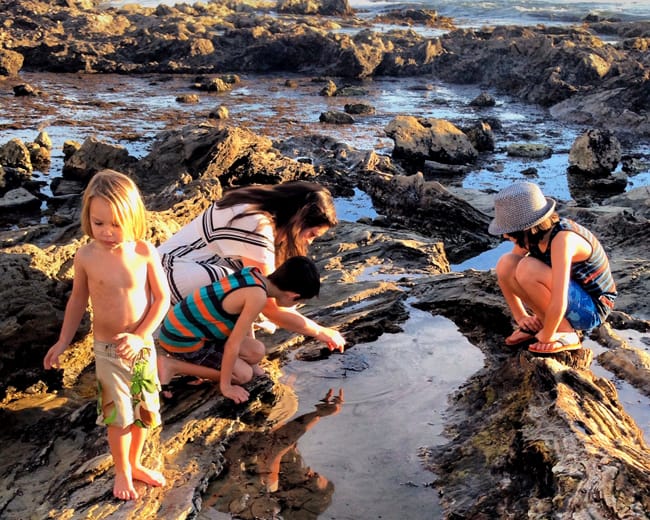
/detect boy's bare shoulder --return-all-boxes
[134,239,158,257]
[74,240,98,262]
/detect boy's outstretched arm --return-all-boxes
[261,298,345,352]
[239,257,345,352]
[44,252,90,369]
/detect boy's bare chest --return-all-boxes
[87,253,147,291]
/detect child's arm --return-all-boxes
[114,242,170,360]
[262,299,345,352]
[44,251,90,369]
[220,288,266,403]
[239,257,346,352]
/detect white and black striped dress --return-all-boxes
[158,203,275,304]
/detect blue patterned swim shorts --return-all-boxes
[565,280,601,331]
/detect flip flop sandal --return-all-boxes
[505,327,537,346]
[528,332,582,354]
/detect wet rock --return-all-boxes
[277,0,353,16]
[0,165,31,194]
[463,120,496,152]
[27,143,51,169]
[192,76,235,92]
[363,172,494,262]
[12,83,40,96]
[506,143,552,159]
[385,115,479,168]
[176,94,200,104]
[469,92,496,107]
[319,110,354,124]
[0,187,41,214]
[62,136,137,182]
[372,8,454,29]
[35,130,52,150]
[343,102,375,115]
[319,79,337,96]
[0,138,32,172]
[62,140,81,159]
[208,105,229,119]
[0,49,24,76]
[568,128,622,176]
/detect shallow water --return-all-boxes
[5,72,649,209]
[272,308,486,519]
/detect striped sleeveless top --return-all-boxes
[158,266,267,352]
[530,218,617,319]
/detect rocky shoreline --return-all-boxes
[1,1,650,519]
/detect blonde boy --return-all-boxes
[44,169,170,501]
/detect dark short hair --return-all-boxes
[268,256,321,300]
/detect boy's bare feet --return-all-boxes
[114,472,139,500]
[132,465,166,487]
[252,364,265,377]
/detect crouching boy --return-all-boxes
[157,256,325,403]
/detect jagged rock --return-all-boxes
[343,103,375,115]
[0,138,32,172]
[385,115,479,168]
[62,136,137,182]
[277,0,353,16]
[27,143,51,169]
[0,49,24,76]
[568,128,622,176]
[506,143,553,159]
[319,110,355,124]
[463,120,496,152]
[135,124,317,195]
[469,91,496,107]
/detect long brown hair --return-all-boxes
[217,181,338,263]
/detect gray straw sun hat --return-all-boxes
[488,182,556,235]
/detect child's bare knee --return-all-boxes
[232,364,253,384]
[242,339,265,364]
[495,253,520,279]
[250,340,265,363]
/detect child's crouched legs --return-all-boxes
[233,338,266,383]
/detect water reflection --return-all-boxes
[203,389,344,519]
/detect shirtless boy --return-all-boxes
[44,169,170,500]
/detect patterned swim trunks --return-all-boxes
[94,340,161,429]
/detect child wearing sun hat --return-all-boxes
[489,181,617,354]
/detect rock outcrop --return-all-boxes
[0,119,648,519]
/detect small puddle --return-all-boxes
[203,307,485,519]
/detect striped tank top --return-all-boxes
[158,266,267,352]
[530,218,617,319]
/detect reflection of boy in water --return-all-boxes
[206,389,343,518]
[259,388,344,494]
